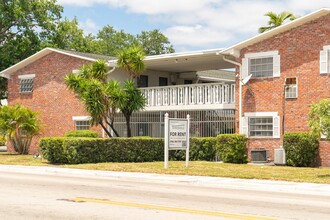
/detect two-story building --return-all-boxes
[220,8,330,166]
[1,8,330,166]
[0,48,236,153]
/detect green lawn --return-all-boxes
[1,153,330,184]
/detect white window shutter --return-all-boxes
[241,58,248,79]
[273,115,280,138]
[273,54,280,77]
[242,116,249,136]
[320,50,328,74]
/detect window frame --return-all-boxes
[284,77,298,99]
[320,45,330,74]
[72,116,92,130]
[242,51,280,79]
[242,112,280,139]
[248,117,273,138]
[18,74,35,94]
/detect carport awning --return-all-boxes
[109,48,235,73]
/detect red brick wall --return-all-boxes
[318,141,330,167]
[7,52,102,153]
[237,14,330,166]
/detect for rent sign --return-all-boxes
[169,119,188,149]
[164,113,190,168]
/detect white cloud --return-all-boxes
[58,0,330,51]
[79,18,99,35]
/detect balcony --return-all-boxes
[141,83,235,111]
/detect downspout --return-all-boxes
[222,56,242,134]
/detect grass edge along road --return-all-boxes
[0,153,330,184]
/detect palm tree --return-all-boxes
[116,46,146,79]
[65,60,120,137]
[259,11,296,33]
[0,105,41,154]
[116,80,146,137]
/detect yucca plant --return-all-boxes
[0,105,41,154]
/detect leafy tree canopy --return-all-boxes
[308,98,330,139]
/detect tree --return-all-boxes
[308,98,330,139]
[116,80,146,137]
[0,0,63,99]
[65,60,120,137]
[96,25,137,56]
[259,11,296,33]
[43,17,94,52]
[137,30,175,55]
[0,105,41,154]
[116,46,146,79]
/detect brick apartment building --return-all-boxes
[221,8,330,166]
[1,8,330,166]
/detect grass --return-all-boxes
[1,153,330,184]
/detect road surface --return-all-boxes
[0,165,329,220]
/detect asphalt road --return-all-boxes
[0,166,329,220]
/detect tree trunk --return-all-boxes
[100,121,112,138]
[125,114,131,137]
[106,121,120,137]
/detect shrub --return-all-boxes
[65,130,99,138]
[40,137,164,164]
[284,132,319,167]
[0,105,41,154]
[170,137,217,161]
[39,138,67,164]
[0,136,5,146]
[216,134,248,164]
[40,137,220,164]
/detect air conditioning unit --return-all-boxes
[251,149,267,163]
[274,147,286,165]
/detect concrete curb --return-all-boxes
[0,164,330,196]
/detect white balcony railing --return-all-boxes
[141,83,235,110]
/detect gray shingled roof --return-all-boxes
[196,70,235,81]
[56,48,116,61]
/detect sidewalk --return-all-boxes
[0,164,330,196]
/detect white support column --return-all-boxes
[186,114,190,168]
[164,113,169,169]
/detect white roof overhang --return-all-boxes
[109,48,235,72]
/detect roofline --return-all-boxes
[0,47,98,77]
[221,8,330,56]
[108,48,225,66]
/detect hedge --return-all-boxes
[170,137,217,161]
[65,130,99,138]
[283,132,319,167]
[39,137,220,164]
[216,134,248,164]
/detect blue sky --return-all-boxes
[59,0,330,52]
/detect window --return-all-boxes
[285,78,298,99]
[242,51,280,79]
[137,75,148,88]
[320,46,330,74]
[18,74,35,93]
[159,77,168,86]
[249,57,273,77]
[242,112,280,138]
[249,117,273,137]
[72,116,91,130]
[184,80,193,84]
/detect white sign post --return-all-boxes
[164,113,190,168]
